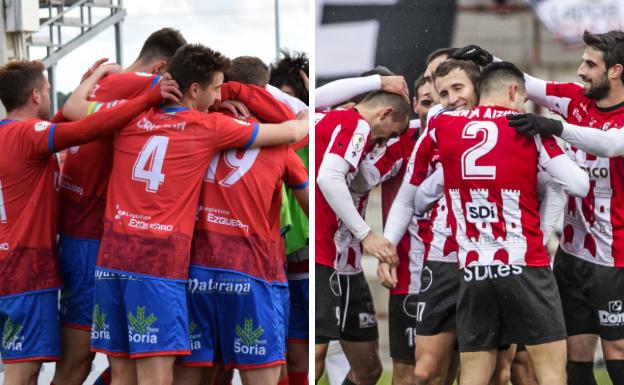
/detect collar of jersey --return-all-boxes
[0,119,18,125]
[161,106,189,114]
[596,100,624,114]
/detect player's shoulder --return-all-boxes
[1,118,50,134]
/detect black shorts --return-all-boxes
[388,293,418,363]
[456,265,566,352]
[315,265,378,343]
[554,248,624,340]
[416,261,459,335]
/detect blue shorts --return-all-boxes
[90,268,190,358]
[59,235,100,330]
[179,266,287,369]
[0,290,60,363]
[287,277,309,342]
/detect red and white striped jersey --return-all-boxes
[431,106,565,268]
[543,82,624,267]
[315,109,372,269]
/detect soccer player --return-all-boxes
[315,90,410,384]
[270,50,309,105]
[174,55,308,385]
[497,30,624,385]
[0,59,171,385]
[53,27,187,385]
[429,62,588,385]
[89,44,308,385]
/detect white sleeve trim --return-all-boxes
[317,153,371,240]
[315,75,381,109]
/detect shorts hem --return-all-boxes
[59,234,100,243]
[61,321,91,331]
[176,360,215,368]
[129,349,191,358]
[91,347,130,357]
[416,327,455,337]
[525,334,567,346]
[223,359,286,370]
[3,355,60,364]
[287,338,309,344]
[339,334,379,343]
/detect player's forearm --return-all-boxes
[253,120,308,147]
[315,75,380,109]
[63,68,111,121]
[560,121,624,157]
[542,155,589,198]
[51,89,161,152]
[292,187,309,217]
[222,81,296,123]
[537,171,566,245]
[414,166,444,214]
[317,157,371,240]
[384,180,418,246]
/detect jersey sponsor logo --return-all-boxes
[34,121,50,132]
[462,265,523,282]
[581,166,608,179]
[69,146,80,154]
[91,304,111,340]
[0,243,9,251]
[358,312,377,328]
[204,212,249,233]
[2,317,24,351]
[187,277,251,295]
[189,320,202,350]
[127,306,159,344]
[128,217,174,232]
[466,202,498,223]
[234,318,266,356]
[59,176,84,196]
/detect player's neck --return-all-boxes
[479,95,511,110]
[123,60,151,74]
[5,105,39,121]
[353,105,376,126]
[596,84,624,109]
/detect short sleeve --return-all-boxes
[206,113,259,151]
[536,135,565,167]
[284,147,309,189]
[17,119,56,157]
[545,82,584,119]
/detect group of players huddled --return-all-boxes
[315,30,624,385]
[0,27,310,385]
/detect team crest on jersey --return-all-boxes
[34,121,50,132]
[350,133,365,153]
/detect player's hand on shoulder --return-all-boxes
[452,45,493,67]
[507,113,563,137]
[80,57,109,83]
[216,100,251,119]
[362,232,398,266]
[158,73,183,104]
[380,75,409,105]
[377,262,398,289]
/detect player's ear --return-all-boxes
[152,60,167,75]
[189,83,199,98]
[380,106,394,120]
[32,87,41,105]
[508,83,518,103]
[609,63,623,81]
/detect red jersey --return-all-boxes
[191,144,308,283]
[60,72,159,239]
[315,109,372,269]
[0,119,62,296]
[431,106,564,268]
[96,108,257,280]
[545,82,624,267]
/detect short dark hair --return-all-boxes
[432,59,481,93]
[0,60,45,112]
[359,65,395,77]
[226,56,269,87]
[583,30,624,83]
[360,91,411,124]
[425,47,460,66]
[167,44,230,93]
[269,50,309,104]
[479,61,526,97]
[138,28,187,63]
[413,74,427,97]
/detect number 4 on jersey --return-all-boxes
[132,136,169,193]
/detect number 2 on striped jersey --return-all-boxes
[461,121,497,180]
[205,148,260,187]
[132,136,169,193]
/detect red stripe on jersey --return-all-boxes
[315,109,371,268]
[547,82,624,267]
